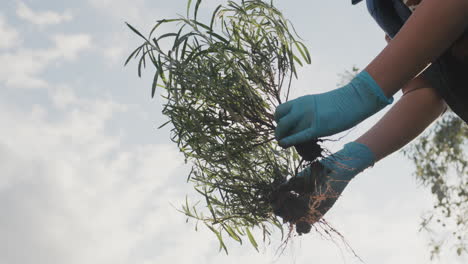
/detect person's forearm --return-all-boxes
[356,77,446,162]
[365,0,468,98]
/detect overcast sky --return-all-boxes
[0,0,466,263]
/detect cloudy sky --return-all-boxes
[0,0,466,263]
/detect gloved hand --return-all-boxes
[282,141,376,219]
[274,71,393,148]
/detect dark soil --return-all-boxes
[294,139,323,162]
[269,156,327,235]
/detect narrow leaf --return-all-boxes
[293,54,303,67]
[246,228,259,252]
[194,0,202,21]
[186,0,193,18]
[207,31,229,43]
[156,32,179,41]
[125,22,148,41]
[224,225,242,243]
[206,224,228,254]
[149,19,181,37]
[210,5,223,30]
[124,44,144,66]
[151,68,160,98]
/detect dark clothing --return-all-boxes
[354,0,468,123]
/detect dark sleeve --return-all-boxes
[365,0,409,38]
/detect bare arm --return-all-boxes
[365,0,468,98]
[357,34,447,161]
[356,78,446,161]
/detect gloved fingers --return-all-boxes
[274,100,294,122]
[275,113,301,142]
[279,128,315,148]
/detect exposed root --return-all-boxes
[269,158,363,261]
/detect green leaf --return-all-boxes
[210,5,223,30]
[151,68,159,98]
[207,31,229,43]
[152,37,161,50]
[186,0,193,18]
[224,225,242,243]
[204,189,217,222]
[301,42,312,64]
[272,218,284,239]
[187,48,212,61]
[246,228,259,252]
[124,44,144,66]
[292,54,303,67]
[149,19,179,38]
[125,22,148,41]
[173,32,198,49]
[180,36,190,60]
[206,224,228,254]
[294,41,311,64]
[192,20,211,31]
[137,53,145,77]
[172,25,187,52]
[157,54,167,83]
[194,0,202,21]
[156,32,179,42]
[224,46,246,54]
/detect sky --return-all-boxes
[0,0,466,263]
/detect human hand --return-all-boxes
[279,142,376,219]
[274,71,393,148]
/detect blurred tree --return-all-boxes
[403,111,467,259]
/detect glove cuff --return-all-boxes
[320,141,376,180]
[354,70,394,106]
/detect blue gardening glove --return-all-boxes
[274,71,393,148]
[284,142,376,218]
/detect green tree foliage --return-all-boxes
[403,112,467,259]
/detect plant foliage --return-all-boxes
[125,0,322,253]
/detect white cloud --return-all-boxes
[87,0,153,24]
[0,49,50,88]
[16,1,72,26]
[51,33,93,60]
[0,87,191,264]
[0,33,92,89]
[103,45,127,64]
[86,0,166,67]
[0,15,20,49]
